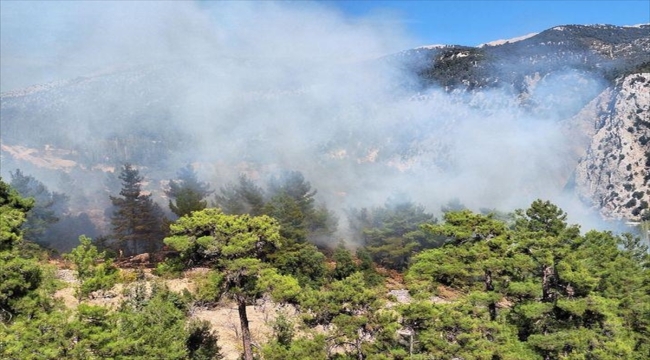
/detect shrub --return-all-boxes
[81,261,118,296]
[64,235,118,299]
[186,319,223,360]
[153,257,185,278]
[117,269,139,284]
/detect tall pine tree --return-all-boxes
[9,169,67,247]
[110,164,165,255]
[165,164,212,218]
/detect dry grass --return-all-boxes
[436,285,463,300]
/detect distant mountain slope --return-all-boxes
[397,24,650,91]
[1,24,648,221]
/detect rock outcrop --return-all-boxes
[575,73,650,220]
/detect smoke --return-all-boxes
[1,1,612,233]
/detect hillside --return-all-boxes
[53,266,287,360]
[1,23,649,231]
[2,181,649,359]
[574,73,650,219]
[402,24,650,91]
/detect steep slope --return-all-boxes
[1,24,648,222]
[574,73,650,220]
[402,24,650,92]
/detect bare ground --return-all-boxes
[54,268,285,360]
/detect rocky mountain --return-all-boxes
[574,73,650,220]
[397,24,650,91]
[1,24,648,222]
[393,24,650,220]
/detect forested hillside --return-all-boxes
[1,176,649,359]
[2,24,649,228]
[1,3,649,357]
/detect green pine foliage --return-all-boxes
[261,334,328,360]
[405,199,650,359]
[64,235,118,299]
[215,171,337,244]
[214,174,266,216]
[110,163,166,255]
[1,179,224,359]
[264,170,337,243]
[298,272,391,359]
[267,240,327,288]
[186,319,224,360]
[331,242,357,280]
[350,194,439,271]
[0,179,66,355]
[213,171,335,287]
[3,171,649,360]
[166,164,213,218]
[9,169,67,247]
[164,208,300,360]
[1,177,34,250]
[0,178,52,323]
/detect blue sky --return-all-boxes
[325,0,650,46]
[1,0,648,91]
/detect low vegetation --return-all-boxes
[1,172,649,359]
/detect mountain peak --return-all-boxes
[415,44,448,50]
[478,32,539,47]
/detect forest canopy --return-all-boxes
[1,174,649,359]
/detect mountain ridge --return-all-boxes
[1,23,648,223]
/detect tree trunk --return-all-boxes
[485,269,497,321]
[238,298,254,360]
[542,265,555,303]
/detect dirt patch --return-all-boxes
[56,269,78,284]
[53,267,296,360]
[436,285,462,300]
[1,144,76,170]
[193,301,298,360]
[54,269,81,309]
[54,286,78,309]
[388,289,411,304]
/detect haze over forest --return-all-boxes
[2,2,650,360]
[3,1,646,244]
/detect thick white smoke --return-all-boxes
[1,1,610,231]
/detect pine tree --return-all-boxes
[264,170,336,243]
[164,208,300,360]
[298,272,386,359]
[110,164,165,255]
[214,174,266,216]
[214,171,334,287]
[407,200,648,359]
[166,164,212,218]
[0,178,44,322]
[332,242,357,280]
[0,177,34,251]
[351,194,437,271]
[9,169,67,246]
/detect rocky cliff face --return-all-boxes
[574,73,650,220]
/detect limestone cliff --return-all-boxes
[575,73,650,220]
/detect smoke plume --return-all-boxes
[1,1,611,233]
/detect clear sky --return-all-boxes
[324,0,650,46]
